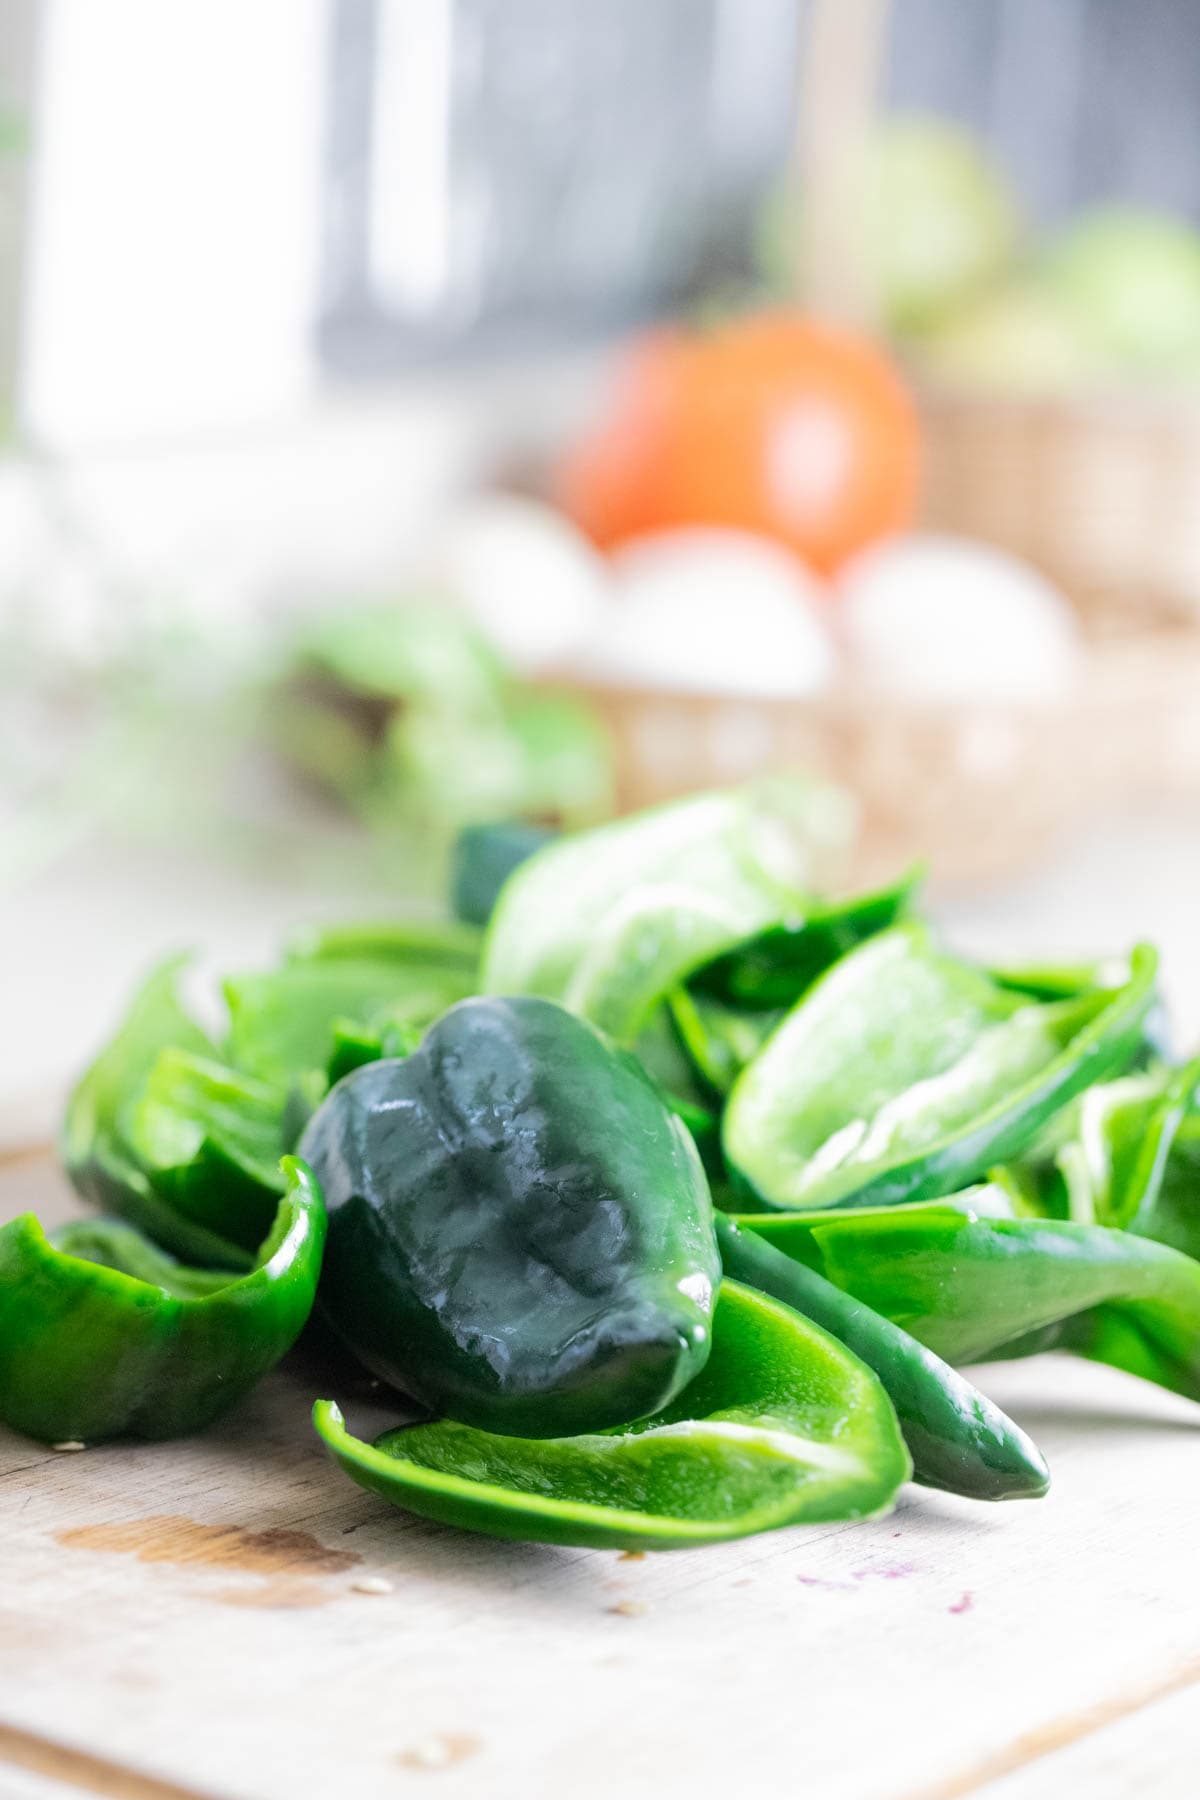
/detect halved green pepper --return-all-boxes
[724,925,1157,1211]
[299,995,720,1437]
[313,1279,910,1550]
[119,1048,293,1256]
[64,937,479,1268]
[0,1159,326,1444]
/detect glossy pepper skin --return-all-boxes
[299,996,720,1437]
[450,821,557,926]
[693,866,921,1011]
[741,1193,1200,1406]
[313,1280,911,1551]
[0,1159,326,1444]
[715,1215,1049,1501]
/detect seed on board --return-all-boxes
[608,1600,646,1618]
[51,1441,86,1453]
[397,1733,481,1770]
[351,1575,394,1596]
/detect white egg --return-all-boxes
[580,528,836,697]
[423,494,610,673]
[838,533,1080,703]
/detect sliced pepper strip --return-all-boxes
[737,1194,1200,1406]
[0,1158,326,1444]
[313,1281,910,1551]
[284,918,482,971]
[223,956,475,1087]
[715,1215,1049,1501]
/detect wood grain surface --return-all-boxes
[0,1152,1197,1800]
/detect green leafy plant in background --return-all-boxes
[0,524,615,906]
[273,600,613,861]
[757,113,1200,389]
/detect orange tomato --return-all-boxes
[558,312,919,574]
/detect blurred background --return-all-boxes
[5,0,1200,1138]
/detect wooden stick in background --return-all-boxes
[793,0,892,329]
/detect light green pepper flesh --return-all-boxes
[724,925,1157,1211]
[313,1281,910,1550]
[0,1159,326,1444]
[738,1194,1200,1405]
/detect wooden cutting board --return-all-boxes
[1,1147,1198,1800]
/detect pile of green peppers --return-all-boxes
[13,780,1200,1551]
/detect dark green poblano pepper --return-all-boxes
[299,996,721,1437]
[0,1159,326,1445]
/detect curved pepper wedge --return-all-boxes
[715,1215,1049,1501]
[61,957,269,1268]
[312,1280,910,1550]
[693,866,921,1011]
[223,952,475,1087]
[63,937,478,1267]
[481,782,830,1043]
[1030,1056,1200,1260]
[737,1192,1200,1405]
[724,925,1157,1212]
[300,996,721,1437]
[0,1158,326,1444]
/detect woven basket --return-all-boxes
[920,385,1200,630]
[561,626,1200,890]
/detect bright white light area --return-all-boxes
[22,0,327,448]
[370,0,454,317]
